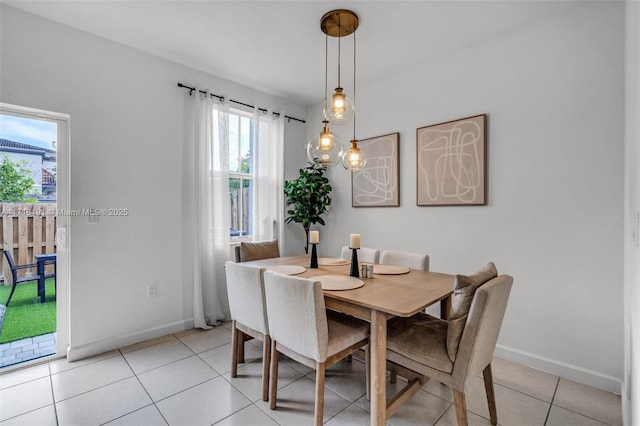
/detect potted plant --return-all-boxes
[284,161,332,253]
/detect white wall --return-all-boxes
[624,0,640,422]
[297,2,625,392]
[0,5,306,360]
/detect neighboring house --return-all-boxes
[0,138,56,202]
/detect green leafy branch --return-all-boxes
[284,161,332,253]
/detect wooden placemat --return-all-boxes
[316,275,364,291]
[266,265,306,275]
[318,257,351,266]
[373,264,410,275]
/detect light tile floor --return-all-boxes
[0,322,622,426]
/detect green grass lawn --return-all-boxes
[0,279,56,344]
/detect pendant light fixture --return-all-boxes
[321,9,357,125]
[306,33,344,167]
[308,9,364,170]
[341,19,366,172]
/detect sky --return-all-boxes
[0,114,57,151]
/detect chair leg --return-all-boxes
[453,390,469,426]
[483,363,498,425]
[365,345,371,400]
[238,330,246,363]
[390,371,397,383]
[269,340,279,410]
[314,362,326,426]
[262,335,271,402]
[230,321,239,378]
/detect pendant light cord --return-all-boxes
[353,30,357,140]
[325,33,328,105]
[337,13,341,88]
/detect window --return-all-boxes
[229,109,254,238]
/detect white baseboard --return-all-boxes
[494,344,622,394]
[66,319,194,362]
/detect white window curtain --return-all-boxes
[252,108,285,244]
[191,91,231,329]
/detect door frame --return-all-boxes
[0,102,70,361]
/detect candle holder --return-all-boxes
[349,248,359,278]
[310,243,319,268]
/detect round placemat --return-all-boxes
[266,265,306,275]
[372,264,410,275]
[316,275,364,290]
[318,257,351,266]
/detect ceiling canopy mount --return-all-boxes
[320,9,359,38]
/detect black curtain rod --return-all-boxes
[177,83,306,124]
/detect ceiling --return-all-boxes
[4,1,584,107]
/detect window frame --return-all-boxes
[228,107,254,242]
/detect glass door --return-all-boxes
[0,103,69,368]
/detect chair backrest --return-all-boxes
[237,240,280,263]
[451,275,513,386]
[340,246,380,264]
[380,250,429,271]
[263,270,328,362]
[224,261,269,335]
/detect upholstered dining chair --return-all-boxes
[380,249,430,383]
[224,261,271,401]
[235,240,280,263]
[384,263,513,426]
[340,245,379,264]
[263,271,370,426]
[380,249,429,271]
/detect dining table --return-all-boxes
[242,254,455,426]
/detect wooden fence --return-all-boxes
[1,202,57,281]
[230,188,249,234]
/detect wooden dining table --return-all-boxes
[242,254,455,426]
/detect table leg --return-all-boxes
[37,259,45,303]
[440,296,451,320]
[370,310,387,426]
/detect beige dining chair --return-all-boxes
[380,249,429,271]
[340,245,379,264]
[384,263,513,426]
[380,249,430,383]
[224,261,271,401]
[263,270,370,426]
[235,239,280,263]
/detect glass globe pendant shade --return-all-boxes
[342,139,366,171]
[307,121,344,167]
[324,87,355,125]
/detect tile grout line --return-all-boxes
[0,365,58,425]
[543,377,560,425]
[118,347,171,426]
[431,400,454,426]
[47,361,61,426]
[493,378,558,406]
[324,400,361,425]
[544,378,615,425]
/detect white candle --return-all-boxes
[350,233,360,249]
[310,230,319,244]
